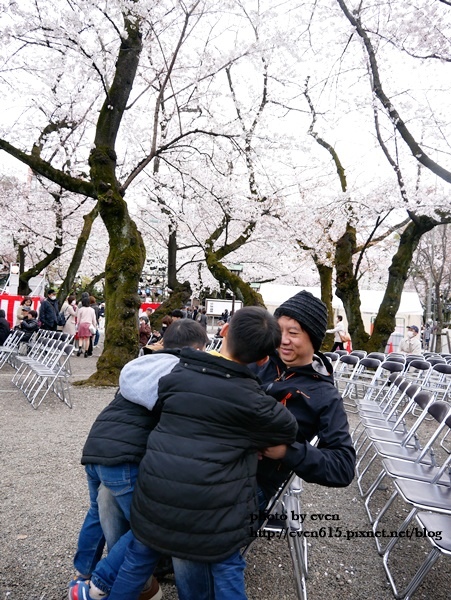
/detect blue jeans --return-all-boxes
[91,531,246,600]
[174,552,247,600]
[73,463,139,577]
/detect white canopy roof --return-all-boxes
[260,284,423,317]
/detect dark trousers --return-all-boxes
[331,342,344,352]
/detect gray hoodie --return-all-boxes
[118,352,179,410]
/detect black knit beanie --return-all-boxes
[274,290,328,352]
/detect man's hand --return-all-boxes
[261,444,288,460]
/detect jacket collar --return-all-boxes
[180,347,258,379]
[272,351,334,382]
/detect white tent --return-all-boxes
[259,283,423,334]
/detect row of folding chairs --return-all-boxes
[242,436,319,600]
[333,353,451,406]
[0,329,26,369]
[242,472,308,600]
[0,328,74,372]
[206,337,223,352]
[12,334,75,409]
[351,373,451,598]
[326,349,451,377]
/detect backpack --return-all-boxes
[57,310,67,327]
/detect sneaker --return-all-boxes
[69,576,89,586]
[68,581,107,600]
[138,577,162,600]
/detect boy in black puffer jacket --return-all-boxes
[69,320,209,600]
[71,307,298,600]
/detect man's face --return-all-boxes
[277,315,314,367]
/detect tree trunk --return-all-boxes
[316,261,334,350]
[367,216,437,352]
[167,228,178,291]
[81,14,146,385]
[434,280,443,353]
[335,223,370,348]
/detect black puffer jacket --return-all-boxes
[253,352,356,499]
[81,391,160,466]
[81,351,181,466]
[130,348,298,562]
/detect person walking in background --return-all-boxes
[399,325,422,355]
[60,295,78,338]
[38,289,59,331]
[0,309,11,345]
[76,296,97,358]
[326,315,346,352]
[422,323,431,351]
[89,296,100,352]
[196,307,207,330]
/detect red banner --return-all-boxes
[0,294,41,328]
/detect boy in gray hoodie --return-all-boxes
[70,320,209,600]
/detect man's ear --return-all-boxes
[255,355,269,367]
[220,322,229,337]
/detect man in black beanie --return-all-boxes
[252,290,356,500]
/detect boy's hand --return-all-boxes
[261,444,288,460]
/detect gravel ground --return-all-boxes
[1,350,450,600]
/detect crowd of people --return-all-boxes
[8,290,104,357]
[138,306,210,351]
[67,290,356,600]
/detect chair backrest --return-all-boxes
[386,356,405,365]
[430,362,451,376]
[367,352,386,362]
[404,354,425,364]
[335,349,348,356]
[412,390,433,412]
[415,401,451,462]
[405,359,431,372]
[428,357,446,366]
[351,350,367,359]
[380,360,405,374]
[428,400,451,423]
[339,354,359,365]
[388,372,404,384]
[357,357,381,370]
[1,329,23,348]
[402,380,418,396]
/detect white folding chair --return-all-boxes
[0,330,25,369]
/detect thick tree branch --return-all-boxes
[336,0,451,184]
[0,139,96,198]
[304,78,347,192]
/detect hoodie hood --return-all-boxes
[119,352,180,410]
